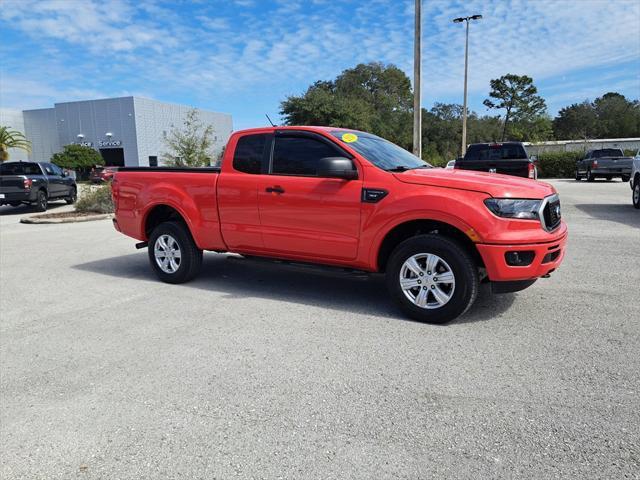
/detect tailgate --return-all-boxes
[458,159,529,177]
[0,175,27,194]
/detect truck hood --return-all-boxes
[394,168,556,199]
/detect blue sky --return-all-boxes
[1,0,639,130]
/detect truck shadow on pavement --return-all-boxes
[72,253,516,325]
[574,203,640,228]
[0,202,68,216]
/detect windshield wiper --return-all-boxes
[385,165,430,172]
[385,166,411,172]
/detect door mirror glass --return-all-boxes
[317,157,358,180]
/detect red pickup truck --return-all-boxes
[112,126,567,323]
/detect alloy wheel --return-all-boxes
[154,234,182,274]
[399,253,456,309]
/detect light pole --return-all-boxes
[453,14,482,158]
[413,0,421,159]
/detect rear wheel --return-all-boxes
[385,234,478,324]
[9,202,21,207]
[34,190,48,212]
[575,170,582,181]
[633,179,640,209]
[622,174,630,183]
[586,169,595,182]
[65,187,77,204]
[148,221,202,284]
[606,176,612,181]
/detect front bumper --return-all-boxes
[476,227,568,281]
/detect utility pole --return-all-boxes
[461,19,469,158]
[413,0,421,158]
[453,14,482,158]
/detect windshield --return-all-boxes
[592,149,623,158]
[331,131,431,171]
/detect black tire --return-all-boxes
[385,234,479,324]
[575,170,581,181]
[586,169,595,182]
[34,190,48,212]
[65,187,77,204]
[633,178,640,209]
[9,202,21,207]
[621,174,630,183]
[148,221,203,284]
[606,176,612,181]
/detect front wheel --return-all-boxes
[633,180,640,209]
[65,187,77,204]
[586,169,595,182]
[622,174,630,183]
[148,221,203,284]
[575,170,582,181]
[385,234,479,324]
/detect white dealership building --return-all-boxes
[0,97,233,167]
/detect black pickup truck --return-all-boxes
[575,148,633,182]
[0,161,77,211]
[454,142,537,179]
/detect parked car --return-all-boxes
[454,142,537,179]
[631,149,640,209]
[0,161,77,211]
[111,127,567,324]
[575,148,633,182]
[445,160,456,169]
[90,166,119,183]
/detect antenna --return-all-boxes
[265,114,276,127]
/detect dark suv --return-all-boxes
[0,161,77,212]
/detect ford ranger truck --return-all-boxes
[111,127,568,324]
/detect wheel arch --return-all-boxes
[375,218,484,273]
[144,204,193,240]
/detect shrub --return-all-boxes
[536,151,583,178]
[75,184,114,213]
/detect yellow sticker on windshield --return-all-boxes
[342,133,358,143]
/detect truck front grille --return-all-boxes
[541,194,561,232]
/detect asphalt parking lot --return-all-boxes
[1,179,639,479]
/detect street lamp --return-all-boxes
[453,14,482,158]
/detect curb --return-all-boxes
[20,213,113,224]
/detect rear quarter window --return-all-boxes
[233,134,268,174]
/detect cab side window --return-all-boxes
[233,134,268,174]
[272,136,340,176]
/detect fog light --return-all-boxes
[505,251,535,266]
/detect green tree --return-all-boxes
[0,126,31,162]
[552,101,598,140]
[483,74,547,141]
[280,62,413,149]
[162,108,215,167]
[592,92,640,138]
[51,144,102,170]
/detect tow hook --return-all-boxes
[541,269,555,279]
[135,241,148,249]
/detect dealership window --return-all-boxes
[272,136,340,176]
[233,134,267,174]
[149,156,158,167]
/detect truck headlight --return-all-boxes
[484,198,541,220]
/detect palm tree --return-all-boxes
[0,126,32,162]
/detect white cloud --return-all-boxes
[1,0,638,120]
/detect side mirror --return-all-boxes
[317,157,358,180]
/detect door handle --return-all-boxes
[265,186,285,194]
